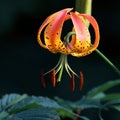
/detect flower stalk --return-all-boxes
[75,0,120,76]
[75,0,92,15]
[95,49,120,76]
[75,0,92,27]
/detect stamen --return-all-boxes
[50,69,56,87]
[79,71,84,91]
[40,70,46,88]
[70,72,75,91]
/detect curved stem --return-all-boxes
[95,49,120,76]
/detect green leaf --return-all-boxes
[0,111,9,119]
[8,96,62,112]
[104,99,120,107]
[73,97,102,109]
[8,96,83,119]
[9,103,40,114]
[5,94,28,109]
[0,93,28,111]
[55,96,102,110]
[97,100,120,120]
[100,99,120,113]
[87,79,120,99]
[110,105,120,111]
[90,92,106,100]
[101,93,120,101]
[5,107,60,120]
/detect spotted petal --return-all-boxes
[44,8,72,54]
[37,11,57,49]
[70,12,91,57]
[80,14,100,51]
[70,13,100,57]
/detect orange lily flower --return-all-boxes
[37,8,100,90]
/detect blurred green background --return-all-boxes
[0,0,120,119]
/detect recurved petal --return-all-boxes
[70,12,91,56]
[80,14,100,51]
[37,11,58,49]
[70,12,90,42]
[70,13,100,57]
[44,8,72,54]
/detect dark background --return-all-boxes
[0,0,120,119]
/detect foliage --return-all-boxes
[0,78,120,120]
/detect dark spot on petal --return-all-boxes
[46,37,49,39]
[87,45,89,48]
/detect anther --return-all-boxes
[70,72,75,91]
[79,71,84,91]
[40,70,46,88]
[50,69,56,87]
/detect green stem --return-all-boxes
[75,0,92,27]
[75,0,92,15]
[95,49,120,76]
